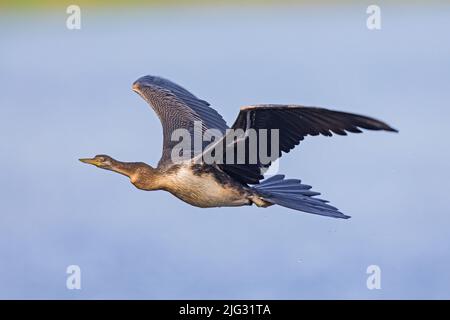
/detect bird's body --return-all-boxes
[156,163,252,208]
[80,75,397,219]
[114,160,263,208]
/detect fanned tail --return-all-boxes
[252,174,350,219]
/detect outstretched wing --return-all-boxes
[132,75,229,167]
[218,104,397,184]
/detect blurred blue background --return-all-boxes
[1,2,449,299]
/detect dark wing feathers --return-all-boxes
[219,104,397,184]
[133,75,228,166]
[133,76,396,185]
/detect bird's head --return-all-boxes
[79,154,114,170]
[132,75,156,91]
[79,154,158,189]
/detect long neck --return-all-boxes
[109,160,161,190]
[108,160,143,177]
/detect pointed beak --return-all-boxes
[79,158,99,166]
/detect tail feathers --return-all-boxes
[253,174,350,219]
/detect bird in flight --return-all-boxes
[80,75,397,219]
